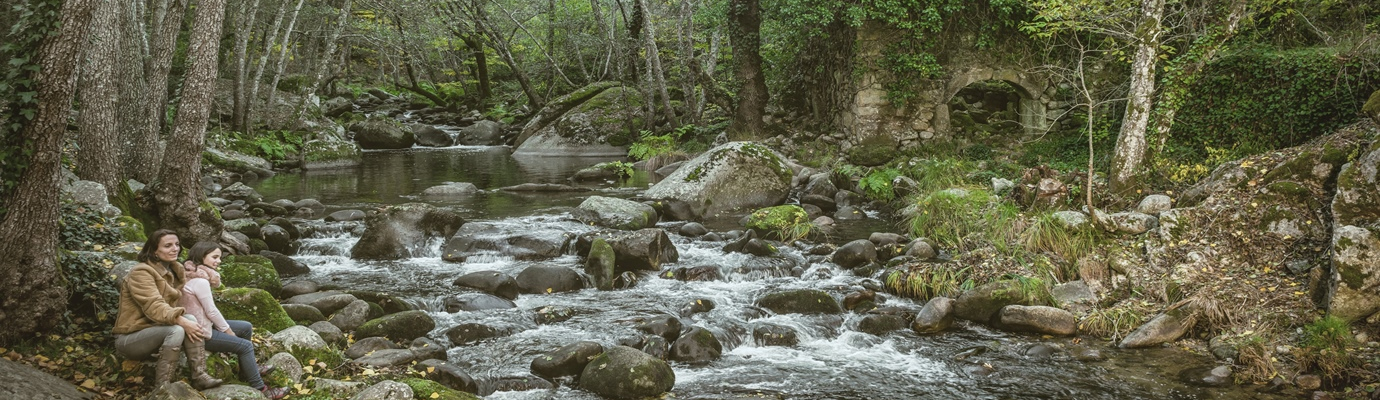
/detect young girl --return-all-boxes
[180,241,288,399]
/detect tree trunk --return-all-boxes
[0,0,95,344]
[117,0,151,183]
[76,0,122,196]
[1109,0,1164,198]
[726,0,766,140]
[461,34,490,102]
[677,0,699,123]
[636,0,677,126]
[231,0,263,133]
[790,20,852,132]
[127,0,189,183]
[247,0,292,127]
[265,0,305,109]
[474,4,544,107]
[297,0,352,114]
[153,0,227,243]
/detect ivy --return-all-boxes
[0,0,65,218]
[57,251,121,335]
[58,201,124,251]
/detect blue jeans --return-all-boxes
[204,320,265,389]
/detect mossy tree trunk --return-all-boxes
[0,0,95,344]
[727,0,766,141]
[153,0,226,243]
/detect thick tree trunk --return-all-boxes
[677,0,699,123]
[474,7,544,108]
[1109,0,1164,197]
[727,0,766,140]
[117,0,151,183]
[247,0,292,126]
[265,0,305,109]
[76,0,122,195]
[154,0,227,243]
[231,0,263,133]
[128,0,189,183]
[636,0,677,125]
[0,0,95,344]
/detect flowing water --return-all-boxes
[251,146,1288,400]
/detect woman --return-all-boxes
[180,241,288,399]
[112,230,222,390]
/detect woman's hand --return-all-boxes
[177,317,206,343]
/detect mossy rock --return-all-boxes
[356,310,436,342]
[222,255,283,297]
[1363,89,1380,125]
[745,205,809,239]
[302,139,363,170]
[755,289,842,315]
[952,279,1048,323]
[215,287,295,333]
[115,216,146,243]
[399,378,481,400]
[110,180,158,240]
[579,346,675,400]
[346,290,416,314]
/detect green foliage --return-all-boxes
[1020,212,1100,271]
[1296,315,1360,382]
[275,74,314,94]
[745,205,815,243]
[903,188,1018,251]
[883,264,973,300]
[628,122,723,161]
[215,288,295,333]
[211,129,304,162]
[597,161,636,180]
[221,255,283,297]
[58,202,124,251]
[484,103,517,124]
[57,251,121,334]
[1173,47,1380,156]
[629,130,676,161]
[857,168,903,201]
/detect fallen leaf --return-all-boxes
[80,379,96,389]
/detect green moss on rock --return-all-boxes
[215,287,295,333]
[399,378,481,400]
[222,255,283,297]
[756,289,843,315]
[847,135,899,167]
[356,310,435,342]
[115,216,146,243]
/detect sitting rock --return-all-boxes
[1119,304,1198,348]
[283,304,326,324]
[577,196,658,230]
[308,321,344,346]
[281,280,320,298]
[953,280,1041,323]
[643,141,793,217]
[270,325,327,350]
[579,346,675,400]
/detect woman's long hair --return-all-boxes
[136,229,179,264]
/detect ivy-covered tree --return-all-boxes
[727,0,766,140]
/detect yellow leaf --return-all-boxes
[293,383,304,391]
[303,365,314,374]
[431,393,440,399]
[302,389,312,395]
[546,287,553,294]
[426,367,435,373]
[80,379,96,389]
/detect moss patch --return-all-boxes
[222,254,283,297]
[399,378,481,400]
[846,135,899,166]
[115,216,146,243]
[215,287,295,333]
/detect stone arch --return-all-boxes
[936,68,1049,136]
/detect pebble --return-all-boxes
[1295,374,1321,390]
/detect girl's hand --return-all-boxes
[219,326,234,335]
[178,317,205,343]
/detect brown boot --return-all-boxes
[184,342,223,390]
[153,345,182,387]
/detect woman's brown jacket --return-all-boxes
[112,261,187,334]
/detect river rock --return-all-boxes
[1326,225,1380,321]
[801,194,837,212]
[832,239,878,269]
[579,346,675,399]
[270,325,327,350]
[446,323,505,344]
[327,209,367,222]
[577,229,679,272]
[352,203,465,260]
[422,182,480,197]
[457,120,505,146]
[578,196,658,230]
[586,238,616,291]
[1051,281,1098,314]
[410,124,454,147]
[515,265,585,294]
[513,82,642,156]
[997,305,1077,336]
[414,360,480,394]
[633,315,684,342]
[346,337,402,359]
[287,292,358,316]
[329,299,371,332]
[323,96,353,117]
[665,265,720,282]
[281,280,319,298]
[200,384,262,400]
[444,293,517,312]
[219,182,264,204]
[752,324,799,346]
[835,205,865,220]
[1052,211,1089,230]
[1119,304,1198,348]
[571,162,625,182]
[442,222,568,262]
[756,289,842,315]
[282,304,326,324]
[313,378,366,398]
[1109,212,1158,234]
[640,335,669,360]
[352,380,413,400]
[531,341,604,379]
[308,321,344,346]
[953,280,1038,323]
[452,271,519,300]
[356,310,436,342]
[678,222,708,237]
[260,224,294,254]
[1137,194,1173,215]
[294,198,326,217]
[223,219,261,239]
[407,337,446,363]
[0,358,90,400]
[266,352,305,383]
[259,250,310,276]
[905,240,936,260]
[355,349,416,368]
[644,141,793,217]
[647,198,701,222]
[497,183,591,192]
[670,327,722,364]
[858,313,907,336]
[351,118,415,150]
[301,139,364,170]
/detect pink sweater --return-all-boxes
[179,267,230,333]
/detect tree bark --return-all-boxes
[265,0,305,109]
[0,0,95,344]
[247,0,292,127]
[726,0,766,140]
[461,34,490,102]
[636,0,677,125]
[127,0,189,183]
[117,0,150,183]
[1109,0,1164,197]
[153,0,227,243]
[76,0,122,196]
[676,0,699,123]
[297,0,353,114]
[468,0,543,107]
[231,0,263,133]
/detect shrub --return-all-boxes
[1020,212,1100,278]
[1078,305,1148,341]
[57,251,121,333]
[902,188,1018,250]
[882,264,973,301]
[1295,315,1359,384]
[745,205,815,243]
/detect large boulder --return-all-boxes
[755,289,842,315]
[216,288,294,332]
[513,82,643,156]
[530,341,604,379]
[352,203,465,260]
[0,358,90,400]
[911,296,955,334]
[443,293,517,312]
[442,222,568,262]
[1328,225,1380,321]
[410,124,455,147]
[952,280,1042,323]
[220,254,282,297]
[579,346,675,400]
[577,196,658,230]
[1119,303,1199,348]
[997,305,1077,336]
[585,238,616,291]
[643,142,794,217]
[577,229,679,272]
[270,325,327,350]
[302,139,363,170]
[669,327,722,364]
[457,120,505,146]
[259,250,310,276]
[350,118,415,149]
[356,311,436,342]
[832,239,878,269]
[413,360,480,394]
